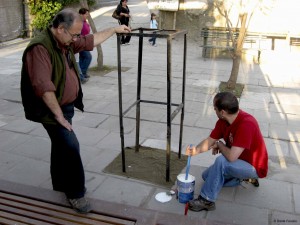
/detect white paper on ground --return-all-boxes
[155,192,172,203]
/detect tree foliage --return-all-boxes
[28,0,95,31]
[28,1,62,30]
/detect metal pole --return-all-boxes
[135,28,143,152]
[166,36,172,182]
[117,35,126,172]
[178,33,187,158]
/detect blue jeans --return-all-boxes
[79,51,92,76]
[200,155,258,202]
[149,32,157,45]
[43,103,85,199]
[76,62,85,81]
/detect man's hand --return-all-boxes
[55,114,72,131]
[185,145,197,156]
[114,25,131,34]
[42,92,72,131]
[212,141,221,155]
[93,26,131,46]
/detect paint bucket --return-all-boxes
[176,173,195,203]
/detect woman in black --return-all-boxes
[117,0,131,45]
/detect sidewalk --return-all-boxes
[0,1,300,224]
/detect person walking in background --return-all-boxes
[148,13,158,47]
[117,0,131,45]
[75,53,88,84]
[21,8,130,214]
[185,92,268,212]
[78,8,92,80]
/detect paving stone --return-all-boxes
[235,179,293,213]
[265,138,290,159]
[293,184,300,214]
[289,142,300,164]
[268,162,300,184]
[98,115,135,134]
[0,130,31,152]
[0,151,28,176]
[0,158,50,187]
[269,123,300,142]
[1,118,40,133]
[207,200,269,225]
[73,112,109,128]
[90,176,153,207]
[85,148,121,173]
[10,136,51,162]
[271,211,300,225]
[73,125,110,146]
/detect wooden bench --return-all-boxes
[200,27,236,58]
[0,191,135,225]
[200,27,266,62]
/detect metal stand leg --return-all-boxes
[135,30,144,153]
[178,34,187,158]
[117,35,126,173]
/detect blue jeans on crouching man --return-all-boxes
[43,103,85,199]
[200,155,258,202]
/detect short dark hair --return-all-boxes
[214,92,239,114]
[79,8,89,15]
[52,9,81,29]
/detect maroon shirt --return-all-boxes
[25,34,94,105]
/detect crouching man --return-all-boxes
[186,92,268,211]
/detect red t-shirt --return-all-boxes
[210,110,268,178]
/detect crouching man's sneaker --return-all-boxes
[68,197,91,214]
[188,195,216,211]
[243,178,259,187]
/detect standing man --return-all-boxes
[78,8,92,81]
[186,92,268,211]
[21,8,130,214]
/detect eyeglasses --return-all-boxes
[64,28,81,39]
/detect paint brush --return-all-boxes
[185,144,192,180]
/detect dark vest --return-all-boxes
[20,28,84,124]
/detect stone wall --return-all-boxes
[0,0,26,42]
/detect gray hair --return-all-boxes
[51,8,81,29]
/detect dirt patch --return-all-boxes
[218,81,244,98]
[103,146,188,189]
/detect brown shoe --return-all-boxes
[188,196,216,211]
[68,197,91,214]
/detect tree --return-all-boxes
[212,0,275,90]
[80,0,104,70]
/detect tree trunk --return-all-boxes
[226,13,248,90]
[80,0,104,70]
[227,56,241,89]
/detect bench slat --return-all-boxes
[0,215,32,225]
[0,192,135,225]
[0,210,53,225]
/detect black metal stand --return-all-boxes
[117,28,187,182]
